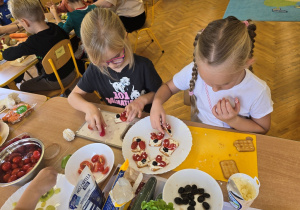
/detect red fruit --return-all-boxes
[150,133,157,140]
[141,152,147,159]
[22,164,31,171]
[102,166,109,174]
[12,156,22,164]
[166,123,171,130]
[3,174,10,182]
[26,167,33,174]
[91,155,99,163]
[133,154,142,161]
[99,125,105,137]
[18,161,24,168]
[2,162,11,171]
[156,155,162,162]
[131,141,138,149]
[8,153,22,161]
[139,141,146,150]
[12,168,20,175]
[159,161,167,167]
[23,158,30,164]
[94,162,104,172]
[157,132,165,140]
[12,138,21,142]
[120,111,126,117]
[78,168,83,174]
[32,150,41,160]
[17,171,25,178]
[31,157,37,164]
[88,125,93,130]
[22,135,30,139]
[168,143,177,150]
[163,139,170,147]
[11,163,18,169]
[120,115,127,122]
[8,174,17,182]
[98,155,106,165]
[80,161,93,171]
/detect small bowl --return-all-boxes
[65,143,114,186]
[0,138,44,187]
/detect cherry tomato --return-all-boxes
[157,132,165,140]
[8,153,21,161]
[94,162,104,172]
[26,167,33,174]
[1,162,11,172]
[120,115,127,122]
[120,111,126,117]
[22,164,31,171]
[139,141,146,150]
[78,168,83,174]
[80,161,93,171]
[99,155,106,165]
[8,174,17,182]
[12,168,20,175]
[11,163,18,169]
[163,139,170,147]
[91,155,99,163]
[32,150,41,160]
[102,166,109,174]
[17,171,25,178]
[141,152,147,159]
[99,125,106,137]
[156,155,162,162]
[12,156,22,164]
[31,157,37,164]
[131,141,138,149]
[18,161,24,168]
[3,174,10,182]
[23,158,30,164]
[159,161,167,167]
[88,125,93,130]
[150,133,157,140]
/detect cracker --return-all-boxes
[219,160,239,179]
[234,138,255,152]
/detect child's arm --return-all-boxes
[212,98,271,134]
[125,92,155,122]
[150,80,180,133]
[14,167,57,210]
[68,86,107,131]
[50,5,62,24]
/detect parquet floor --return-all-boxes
[129,0,300,141]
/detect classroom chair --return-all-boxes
[133,0,164,53]
[35,39,81,98]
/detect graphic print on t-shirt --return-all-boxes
[107,77,145,107]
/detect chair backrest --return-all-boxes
[42,39,81,94]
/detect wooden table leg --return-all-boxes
[7,81,20,90]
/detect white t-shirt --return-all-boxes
[106,0,144,17]
[173,62,273,128]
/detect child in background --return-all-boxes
[68,8,162,132]
[3,0,76,92]
[150,16,273,134]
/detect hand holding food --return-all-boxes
[85,104,106,131]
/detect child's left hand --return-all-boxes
[212,98,240,124]
[125,99,145,122]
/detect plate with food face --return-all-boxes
[1,174,74,210]
[163,169,223,210]
[122,115,192,174]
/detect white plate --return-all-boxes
[163,169,224,210]
[65,143,114,186]
[0,121,9,146]
[122,115,192,174]
[1,174,74,210]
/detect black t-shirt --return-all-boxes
[3,22,74,81]
[77,54,162,112]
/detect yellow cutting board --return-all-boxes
[174,126,258,182]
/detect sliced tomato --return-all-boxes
[91,155,99,163]
[80,161,93,171]
[163,139,170,147]
[155,155,162,162]
[102,166,109,174]
[150,133,157,140]
[157,132,165,140]
[138,141,146,150]
[133,154,142,161]
[159,161,167,167]
[141,152,147,159]
[99,125,105,137]
[94,162,104,172]
[131,141,138,149]
[98,155,106,165]
[120,111,126,117]
[88,125,93,130]
[168,143,177,150]
[120,115,127,122]
[166,123,171,130]
[78,168,83,174]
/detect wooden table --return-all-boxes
[1,97,300,209]
[0,55,38,89]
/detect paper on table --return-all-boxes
[10,55,36,67]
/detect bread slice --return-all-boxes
[133,152,149,168]
[148,155,169,171]
[131,137,146,152]
[159,138,179,157]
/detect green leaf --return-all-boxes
[141,199,174,210]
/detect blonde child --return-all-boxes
[68,8,162,132]
[150,16,273,134]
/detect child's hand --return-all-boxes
[212,97,240,124]
[125,99,144,122]
[85,104,107,132]
[150,103,166,133]
[49,5,57,15]
[45,0,54,8]
[28,167,57,196]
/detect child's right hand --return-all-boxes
[150,103,166,133]
[85,104,107,132]
[49,5,57,15]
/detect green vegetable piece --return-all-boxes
[39,188,54,202]
[141,199,174,210]
[131,177,157,210]
[61,154,72,169]
[46,205,55,210]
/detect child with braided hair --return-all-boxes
[150,16,273,134]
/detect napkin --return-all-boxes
[0,92,21,109]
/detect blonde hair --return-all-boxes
[189,16,257,117]
[81,8,134,76]
[8,0,44,22]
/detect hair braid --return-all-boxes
[246,19,256,72]
[189,31,201,118]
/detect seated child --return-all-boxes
[68,8,162,132]
[3,0,76,92]
[150,16,273,134]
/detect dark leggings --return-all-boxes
[119,11,146,33]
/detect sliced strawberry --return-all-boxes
[159,161,167,167]
[150,133,157,140]
[99,125,105,137]
[163,139,170,147]
[139,141,146,150]
[156,155,162,162]
[131,141,138,149]
[141,152,147,159]
[168,143,177,150]
[157,132,165,140]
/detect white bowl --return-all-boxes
[65,143,114,186]
[163,169,223,210]
[0,121,9,146]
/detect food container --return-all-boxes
[0,138,44,187]
[0,132,31,152]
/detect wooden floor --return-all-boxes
[129,0,300,141]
